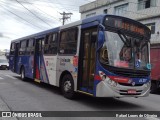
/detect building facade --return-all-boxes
[79,0,160,43]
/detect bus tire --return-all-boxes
[20,67,26,81]
[61,74,75,99]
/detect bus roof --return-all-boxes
[11,14,105,43]
[11,14,149,43]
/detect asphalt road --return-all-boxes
[0,70,160,120]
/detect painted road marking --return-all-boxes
[4,75,16,79]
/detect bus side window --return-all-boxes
[26,39,34,55]
[49,33,58,54]
[44,33,58,55]
[10,43,15,55]
[59,28,78,55]
[19,40,27,55]
[44,34,49,54]
[26,40,29,55]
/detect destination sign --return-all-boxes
[114,19,145,35]
[104,16,150,37]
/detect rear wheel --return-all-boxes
[20,67,26,81]
[61,74,75,99]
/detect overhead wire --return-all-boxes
[0,0,55,28]
[13,0,153,22]
[14,0,53,27]
[7,0,84,8]
[1,0,154,24]
[10,0,80,12]
[23,0,60,21]
[0,0,61,22]
[4,0,83,12]
[0,3,44,30]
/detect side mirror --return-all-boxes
[102,49,108,60]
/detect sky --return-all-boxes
[0,0,95,50]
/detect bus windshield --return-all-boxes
[99,31,149,70]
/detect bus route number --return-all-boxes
[139,79,147,83]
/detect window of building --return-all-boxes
[114,4,128,16]
[43,33,58,55]
[104,9,108,14]
[86,12,96,18]
[145,23,155,34]
[138,0,156,10]
[59,28,78,54]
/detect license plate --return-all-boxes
[127,90,137,94]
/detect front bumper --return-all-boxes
[96,81,150,97]
[0,65,9,70]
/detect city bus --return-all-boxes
[9,14,151,99]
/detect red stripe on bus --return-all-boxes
[108,76,129,83]
[94,75,101,81]
[36,64,40,79]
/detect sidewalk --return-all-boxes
[0,96,18,120]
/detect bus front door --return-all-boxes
[14,43,19,72]
[34,38,48,83]
[78,29,97,94]
[34,38,43,81]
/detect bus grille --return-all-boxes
[102,65,150,78]
[118,83,144,86]
[112,70,150,78]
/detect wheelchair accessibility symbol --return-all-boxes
[135,60,141,68]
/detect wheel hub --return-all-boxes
[64,81,71,92]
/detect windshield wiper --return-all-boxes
[141,38,149,49]
[118,32,130,47]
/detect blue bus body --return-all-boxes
[9,14,151,98]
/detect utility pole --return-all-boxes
[60,12,73,25]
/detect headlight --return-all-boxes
[108,79,112,84]
[111,80,117,87]
[99,71,117,87]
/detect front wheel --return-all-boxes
[61,74,75,99]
